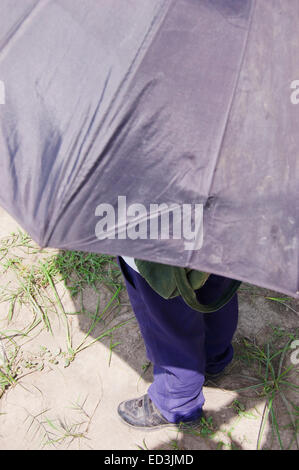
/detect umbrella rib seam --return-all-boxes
[187,0,257,268]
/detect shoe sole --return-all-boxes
[117,413,203,432]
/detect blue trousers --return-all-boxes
[118,257,238,423]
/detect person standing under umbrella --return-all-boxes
[116,255,238,429]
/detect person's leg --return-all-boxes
[197,274,239,375]
[117,257,238,424]
[117,257,206,423]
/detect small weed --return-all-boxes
[137,438,149,450]
[178,415,215,438]
[235,332,299,450]
[25,395,100,449]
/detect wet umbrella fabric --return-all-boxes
[0,0,298,298]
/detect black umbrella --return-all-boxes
[0,0,298,298]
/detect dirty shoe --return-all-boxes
[117,393,202,430]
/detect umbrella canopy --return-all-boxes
[0,0,298,298]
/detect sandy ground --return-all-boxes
[0,207,298,450]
